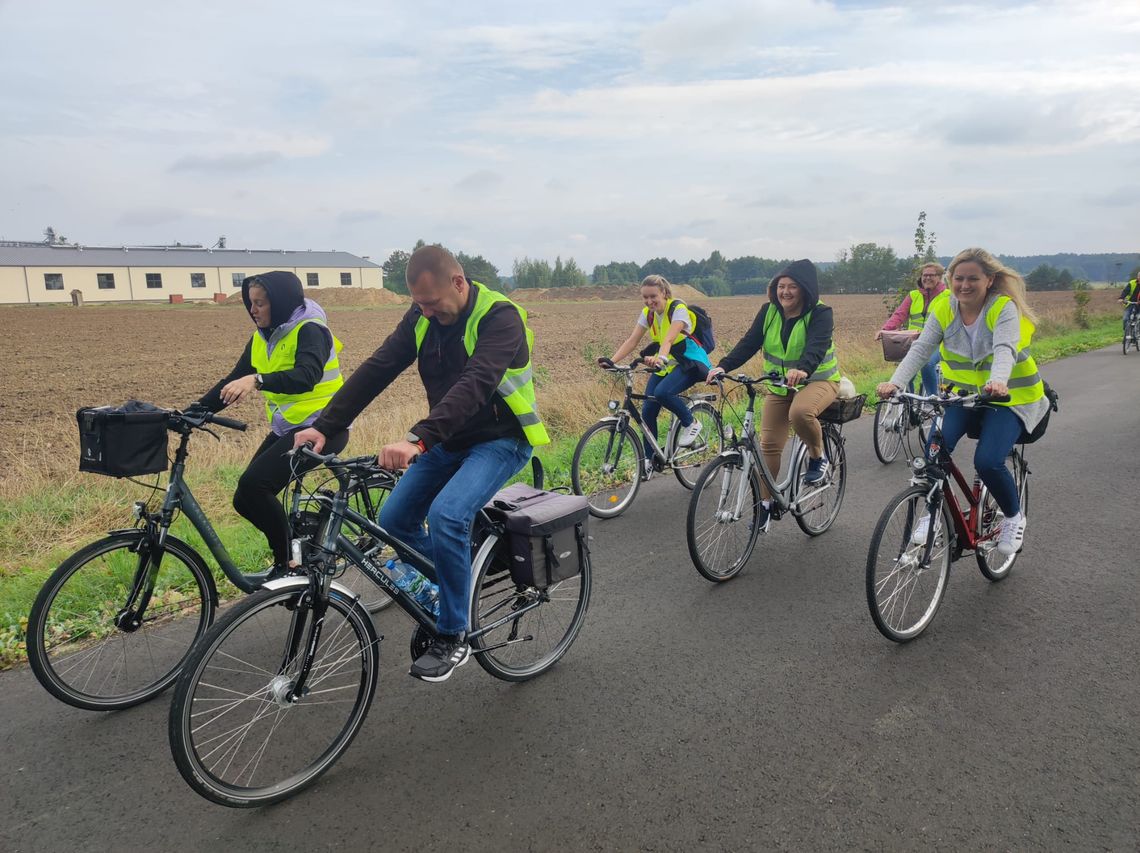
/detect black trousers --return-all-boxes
[232,427,350,566]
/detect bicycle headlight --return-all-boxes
[607,400,619,411]
[132,500,147,520]
[911,457,926,473]
[723,423,735,443]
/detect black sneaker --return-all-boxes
[409,633,470,683]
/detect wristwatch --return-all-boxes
[254,374,264,390]
[405,432,427,453]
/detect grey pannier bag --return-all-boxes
[485,483,589,589]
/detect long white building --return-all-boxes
[0,245,384,305]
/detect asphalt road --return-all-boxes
[2,345,1137,852]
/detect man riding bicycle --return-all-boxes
[1120,273,1139,333]
[294,245,549,683]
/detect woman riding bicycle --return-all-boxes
[876,247,1050,557]
[706,259,841,527]
[876,262,946,394]
[194,271,349,574]
[600,274,711,477]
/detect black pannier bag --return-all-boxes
[77,401,170,477]
[484,483,589,589]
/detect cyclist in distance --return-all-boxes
[293,245,548,683]
[706,259,841,528]
[876,262,947,394]
[1120,271,1139,332]
[876,247,1050,556]
[193,271,349,576]
[599,274,712,478]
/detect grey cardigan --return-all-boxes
[890,293,1049,433]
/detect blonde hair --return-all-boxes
[948,247,1036,324]
[640,274,672,299]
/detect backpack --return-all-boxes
[686,303,716,353]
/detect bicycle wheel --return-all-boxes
[866,486,952,642]
[873,400,905,464]
[792,426,848,536]
[670,401,724,490]
[469,533,591,682]
[904,402,935,460]
[27,533,214,711]
[686,452,763,582]
[169,584,379,808]
[975,451,1030,581]
[571,419,643,518]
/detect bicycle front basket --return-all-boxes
[77,404,170,477]
[880,330,919,362]
[819,394,867,424]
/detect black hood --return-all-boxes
[242,271,305,329]
[768,259,820,312]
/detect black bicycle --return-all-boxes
[168,448,591,808]
[26,407,392,712]
[571,358,723,517]
[1122,300,1139,355]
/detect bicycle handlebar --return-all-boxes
[713,370,789,389]
[172,407,247,432]
[598,356,649,373]
[892,389,1011,407]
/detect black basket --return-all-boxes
[77,405,170,478]
[819,394,867,424]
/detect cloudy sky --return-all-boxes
[1,0,1137,272]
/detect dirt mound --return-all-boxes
[510,283,708,303]
[224,288,408,306]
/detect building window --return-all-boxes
[146,273,163,289]
[97,273,115,290]
[340,272,352,286]
[44,273,64,291]
[307,272,320,287]
[190,272,206,288]
[232,272,245,287]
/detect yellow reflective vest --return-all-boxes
[761,304,840,396]
[250,319,344,429]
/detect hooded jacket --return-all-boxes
[718,259,835,376]
[197,271,333,416]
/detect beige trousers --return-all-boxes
[758,380,839,499]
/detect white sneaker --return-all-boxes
[642,459,654,481]
[997,513,1026,556]
[910,513,931,545]
[677,421,704,448]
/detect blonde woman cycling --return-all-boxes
[876,247,1050,556]
[601,274,712,476]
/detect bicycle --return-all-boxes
[26,407,392,712]
[167,447,591,808]
[872,379,938,464]
[865,390,1030,642]
[1121,301,1140,355]
[571,358,723,518]
[685,372,857,582]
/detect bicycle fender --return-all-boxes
[102,529,221,608]
[260,576,357,600]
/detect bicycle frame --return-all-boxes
[602,364,716,466]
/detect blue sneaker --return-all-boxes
[804,456,830,485]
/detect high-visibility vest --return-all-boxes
[414,281,550,447]
[761,304,840,396]
[641,299,698,376]
[931,295,1045,407]
[907,289,929,331]
[250,319,343,428]
[1127,279,1139,302]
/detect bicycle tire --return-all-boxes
[27,532,214,711]
[168,584,379,808]
[469,533,591,682]
[872,400,905,464]
[792,427,848,536]
[571,419,644,518]
[975,451,1030,581]
[686,452,763,582]
[866,486,952,642]
[670,401,724,490]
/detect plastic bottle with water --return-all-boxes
[384,558,440,617]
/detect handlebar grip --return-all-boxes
[978,392,1011,404]
[208,414,247,431]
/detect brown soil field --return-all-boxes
[2,289,1118,495]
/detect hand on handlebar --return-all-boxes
[379,439,421,470]
[292,427,327,454]
[982,380,1009,398]
[596,356,615,369]
[785,368,808,387]
[706,366,725,384]
[876,382,900,399]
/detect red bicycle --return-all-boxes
[865,390,1030,642]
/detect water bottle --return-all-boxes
[384,559,440,617]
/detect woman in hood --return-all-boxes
[707,259,841,530]
[193,271,349,575]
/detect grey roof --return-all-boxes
[0,245,381,269]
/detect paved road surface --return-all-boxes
[1,344,1137,851]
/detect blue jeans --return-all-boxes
[1125,304,1139,332]
[919,351,940,396]
[378,436,532,635]
[938,405,1023,516]
[643,365,701,456]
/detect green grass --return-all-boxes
[0,311,1122,669]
